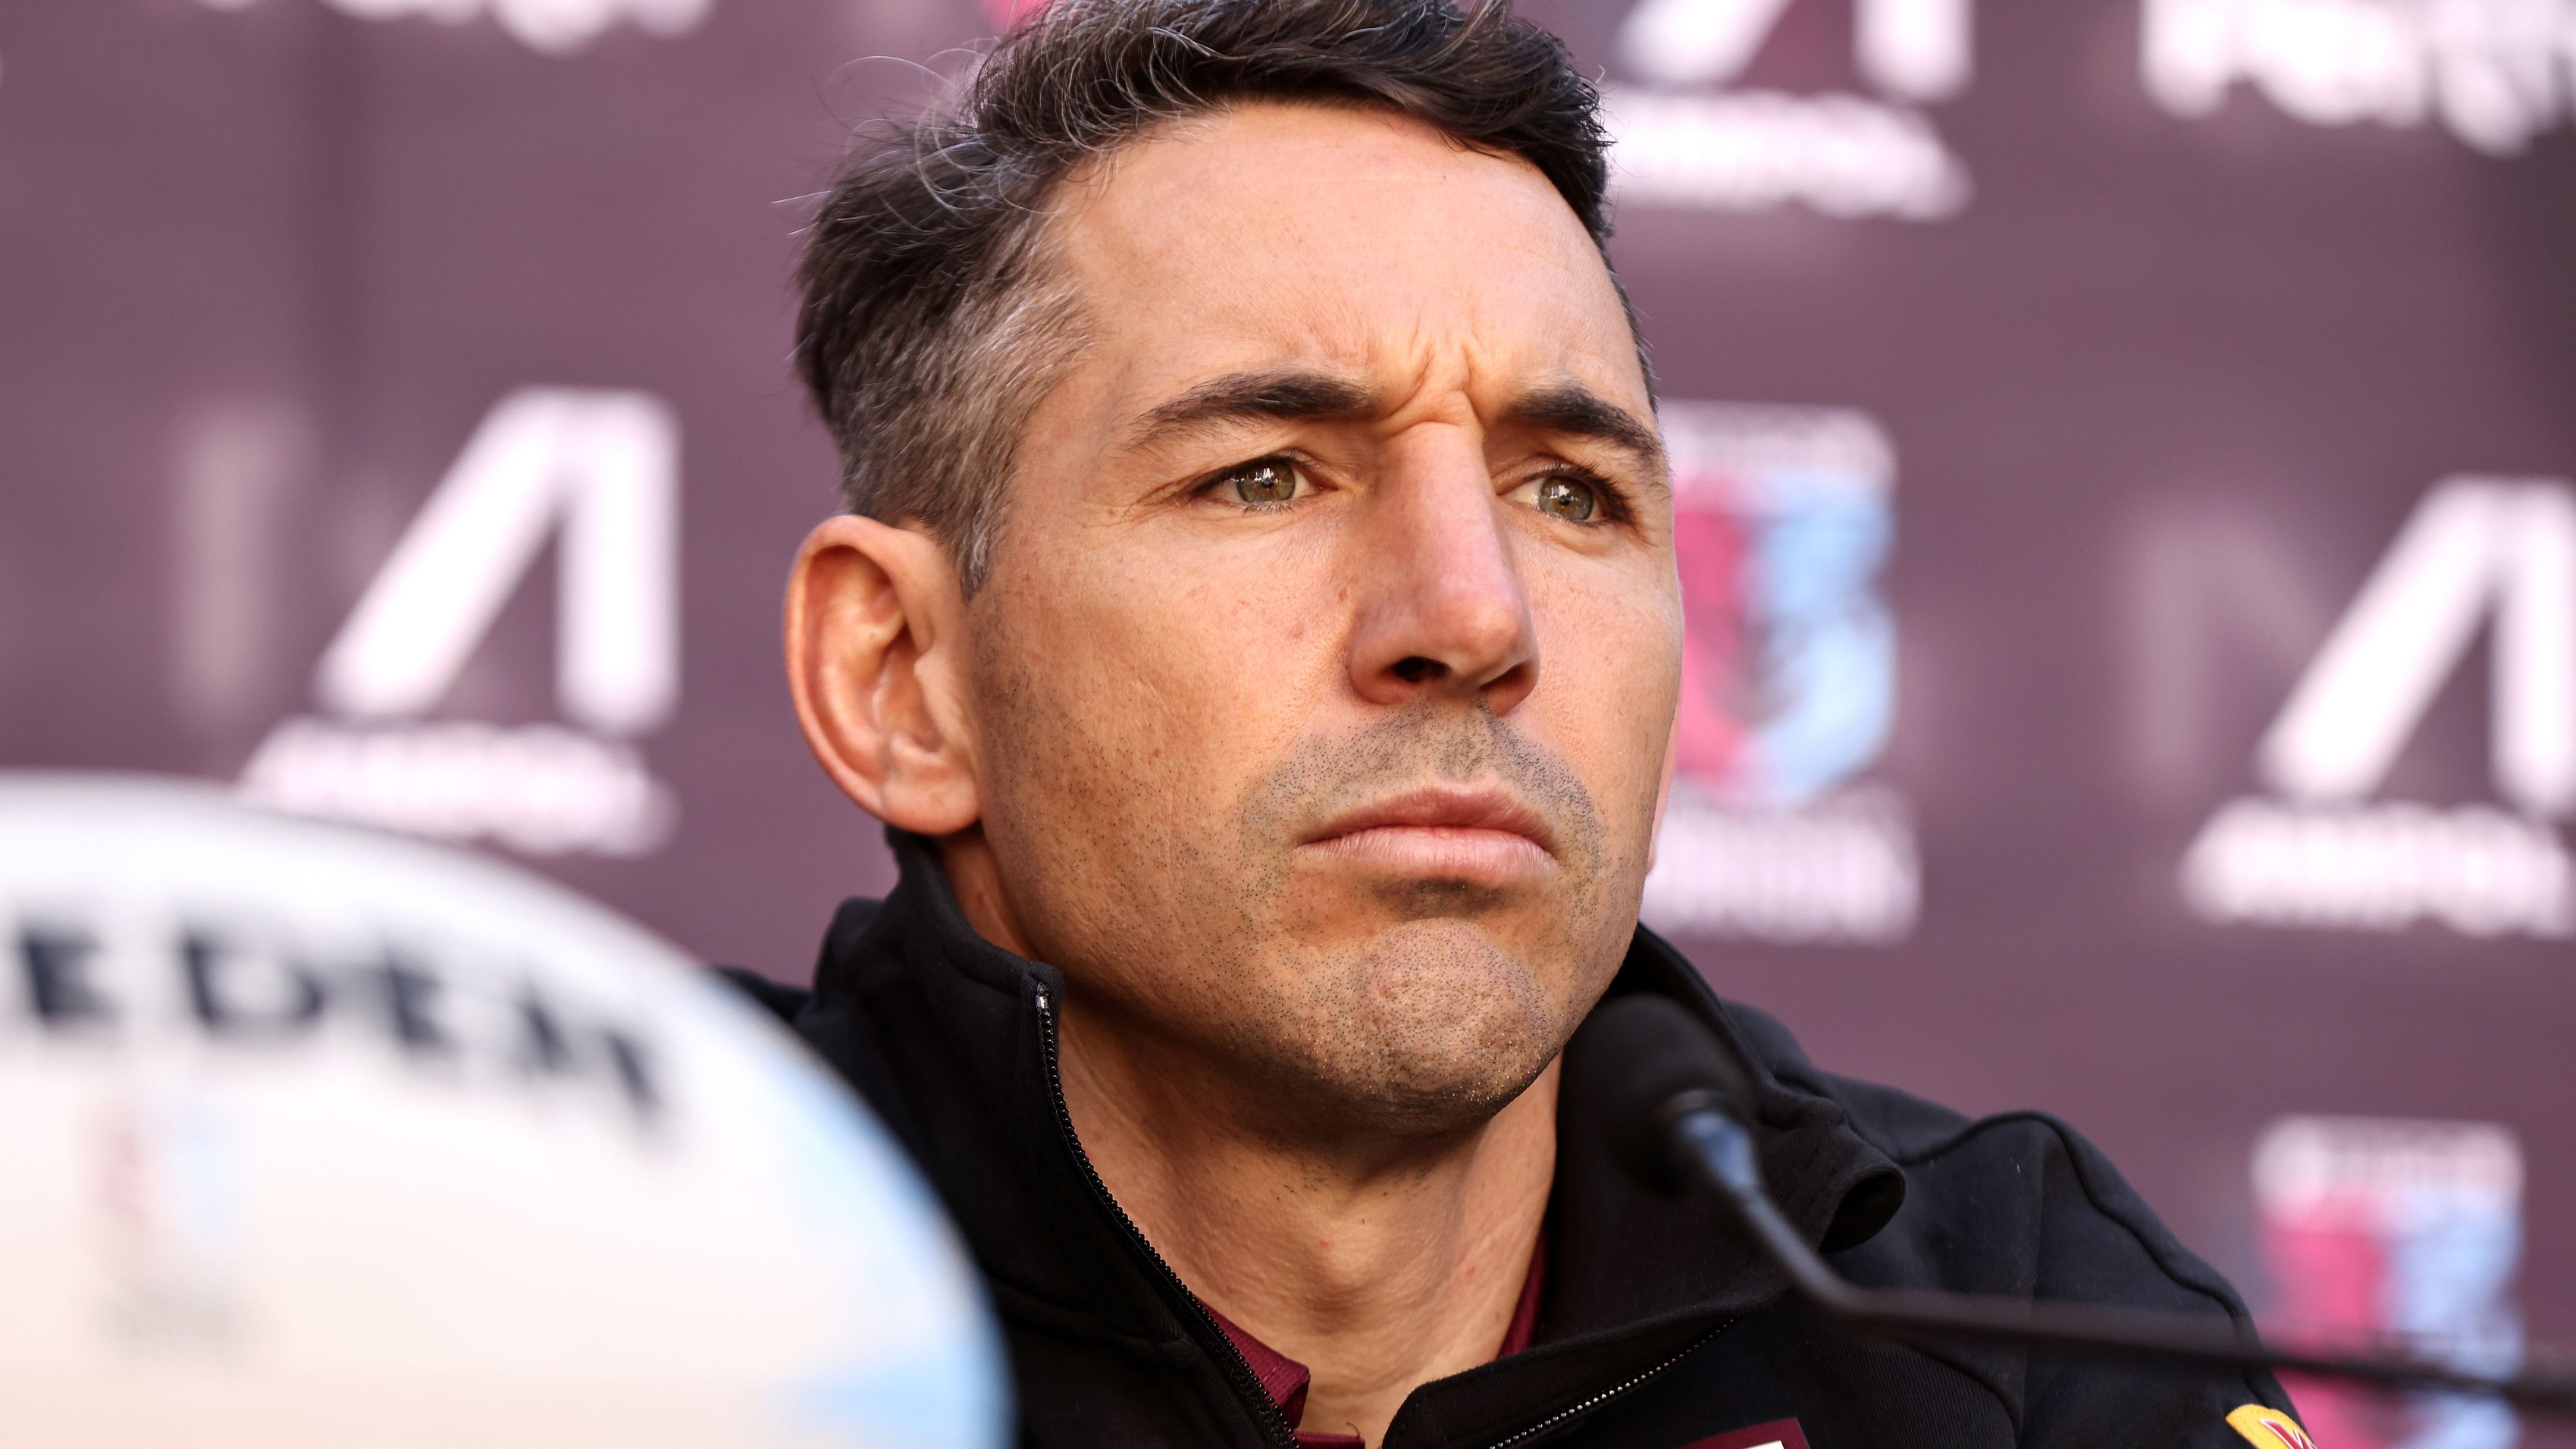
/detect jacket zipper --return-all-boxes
[1033,983,1303,1449]
[1475,1318,1737,1449]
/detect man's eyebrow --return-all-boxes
[1123,370,1668,482]
[1504,384,1668,481]
[1126,369,1380,452]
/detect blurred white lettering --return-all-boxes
[242,718,675,858]
[242,389,681,858]
[316,388,678,739]
[1860,0,1975,101]
[1622,0,1800,87]
[2260,478,2575,816]
[1644,785,1920,943]
[1605,89,1969,218]
[1609,0,1975,220]
[197,0,713,55]
[2184,796,2573,935]
[1622,0,1972,98]
[2144,0,2576,155]
[2181,478,2576,939]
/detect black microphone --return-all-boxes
[1578,993,2576,1414]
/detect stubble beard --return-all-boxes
[1190,916,1572,1145]
[977,616,1641,1145]
[1201,711,1623,1143]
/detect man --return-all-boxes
[749,2,2307,1444]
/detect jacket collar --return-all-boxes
[807,830,1904,1447]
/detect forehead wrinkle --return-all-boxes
[1057,105,1641,375]
[1083,284,1650,484]
[1368,339,1652,473]
[1062,196,1637,476]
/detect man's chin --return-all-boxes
[1236,922,1571,1142]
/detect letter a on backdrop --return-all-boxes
[315,387,681,738]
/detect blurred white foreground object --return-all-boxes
[0,773,1008,1449]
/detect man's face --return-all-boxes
[967,102,1681,1138]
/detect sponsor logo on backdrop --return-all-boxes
[2253,1116,2523,1449]
[194,0,710,55]
[2181,477,2576,939]
[240,388,681,857]
[1640,403,1916,945]
[2145,0,2576,155]
[1605,0,1973,219]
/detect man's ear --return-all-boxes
[785,514,982,836]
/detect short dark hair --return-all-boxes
[794,0,1623,592]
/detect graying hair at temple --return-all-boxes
[791,0,1625,594]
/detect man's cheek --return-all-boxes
[1142,606,1326,779]
[1630,663,1687,815]
[1556,663,1668,804]
[1592,607,1685,817]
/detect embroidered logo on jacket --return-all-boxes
[1684,1419,1810,1449]
[2227,1403,2317,1448]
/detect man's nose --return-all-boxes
[1345,431,1540,715]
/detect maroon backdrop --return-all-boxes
[7,2,2571,1440]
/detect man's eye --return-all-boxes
[1223,458,1304,507]
[1534,475,1599,522]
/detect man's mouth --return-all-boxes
[1298,782,1558,885]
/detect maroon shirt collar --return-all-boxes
[1201,1237,1549,1448]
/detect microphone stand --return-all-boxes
[1663,1099,2576,1414]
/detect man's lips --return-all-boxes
[1297,783,1557,883]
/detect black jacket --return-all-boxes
[729,833,2302,1448]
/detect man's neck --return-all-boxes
[1056,998,1557,1447]
[938,833,1557,1444]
